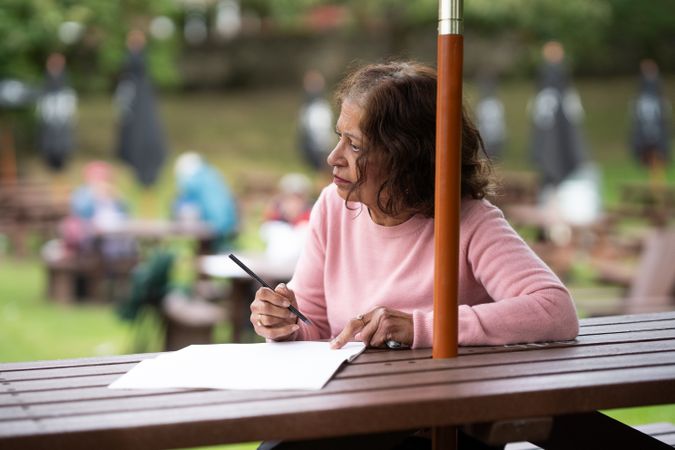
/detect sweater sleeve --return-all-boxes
[458,202,579,346]
[286,190,332,341]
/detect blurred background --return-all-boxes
[1,1,674,444]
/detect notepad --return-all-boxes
[108,341,366,391]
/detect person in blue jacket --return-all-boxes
[173,152,239,251]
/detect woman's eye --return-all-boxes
[335,130,361,152]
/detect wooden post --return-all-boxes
[433,1,463,448]
[433,0,463,360]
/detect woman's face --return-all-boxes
[327,99,384,212]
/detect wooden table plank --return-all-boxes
[577,310,675,326]
[1,313,675,450]
[0,374,121,396]
[339,339,675,378]
[0,353,158,372]
[0,386,180,407]
[7,336,673,384]
[2,365,675,449]
[0,362,137,382]
[578,318,675,335]
[3,350,674,422]
[3,352,675,424]
[3,337,674,404]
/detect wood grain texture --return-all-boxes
[1,313,674,449]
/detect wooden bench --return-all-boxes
[579,228,675,316]
[45,252,138,303]
[487,170,540,210]
[609,182,675,227]
[162,287,226,351]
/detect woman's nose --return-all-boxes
[326,140,344,166]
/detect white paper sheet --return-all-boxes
[108,341,366,391]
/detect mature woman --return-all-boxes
[251,61,578,352]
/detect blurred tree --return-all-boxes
[0,0,180,92]
[606,0,675,73]
[463,0,675,74]
[1,0,674,92]
[239,0,674,75]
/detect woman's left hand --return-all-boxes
[330,306,413,349]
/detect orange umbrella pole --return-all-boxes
[433,0,463,360]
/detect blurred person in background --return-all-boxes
[298,69,334,172]
[63,161,136,260]
[36,52,77,171]
[630,58,671,185]
[475,74,506,160]
[115,29,167,187]
[263,173,313,226]
[172,152,239,252]
[260,173,314,264]
[528,41,600,243]
[529,40,587,191]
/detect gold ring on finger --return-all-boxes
[356,314,366,327]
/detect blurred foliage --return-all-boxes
[242,0,674,75]
[0,0,673,93]
[0,0,180,91]
[463,0,675,74]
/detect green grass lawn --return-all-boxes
[2,78,674,444]
[0,258,131,361]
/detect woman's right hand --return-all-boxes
[250,283,300,341]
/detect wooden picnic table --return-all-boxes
[95,219,217,253]
[44,219,218,304]
[1,311,675,449]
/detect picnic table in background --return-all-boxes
[45,219,217,304]
[198,252,295,343]
[610,181,675,227]
[2,311,674,449]
[579,227,675,317]
[95,219,216,253]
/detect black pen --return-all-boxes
[228,254,313,326]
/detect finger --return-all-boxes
[252,288,294,320]
[255,301,296,321]
[355,310,385,346]
[256,286,291,308]
[369,318,397,348]
[330,315,367,349]
[274,283,294,300]
[266,323,300,340]
[251,310,291,330]
[369,312,413,348]
[275,283,302,312]
[253,319,299,341]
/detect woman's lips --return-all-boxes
[333,175,351,185]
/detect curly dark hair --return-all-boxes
[335,61,493,218]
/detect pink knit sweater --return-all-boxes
[288,184,579,348]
